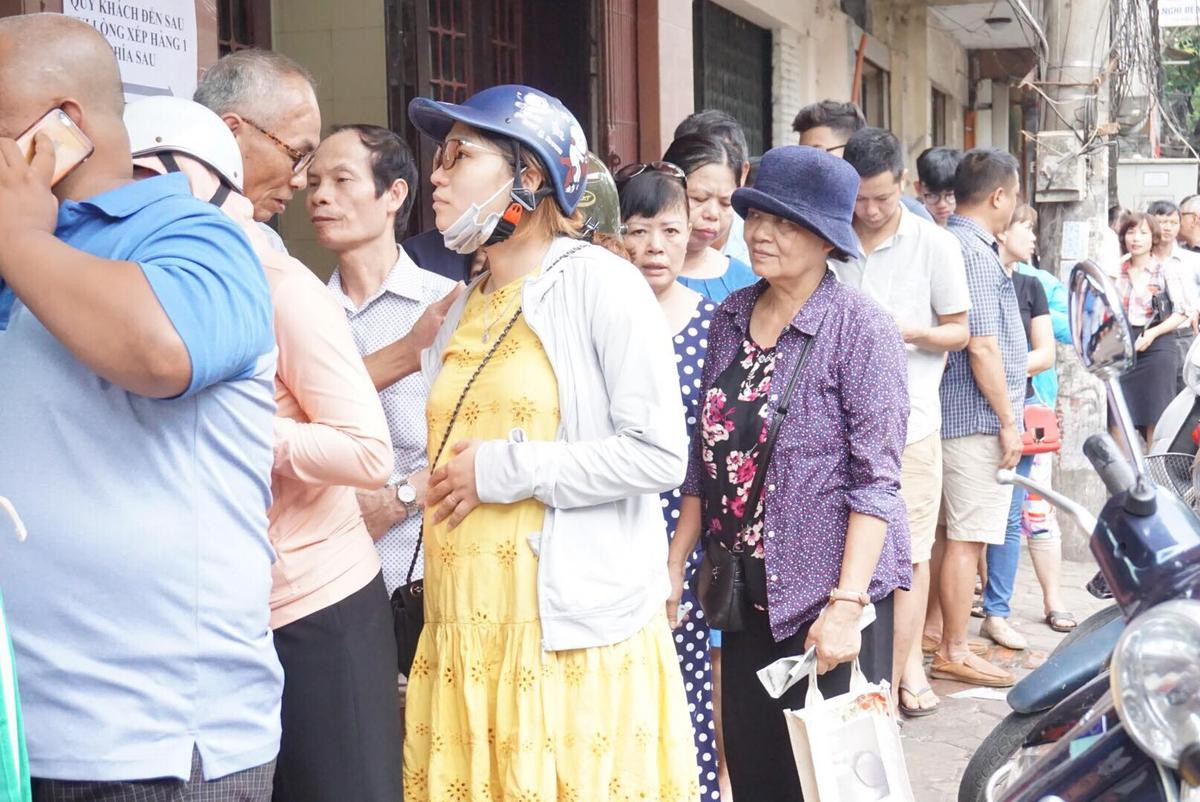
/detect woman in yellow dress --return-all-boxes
[404,85,700,801]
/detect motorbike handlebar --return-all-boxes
[997,469,1099,534]
[1083,433,1137,496]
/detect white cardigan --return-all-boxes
[421,237,689,651]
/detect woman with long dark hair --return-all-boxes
[658,133,756,302]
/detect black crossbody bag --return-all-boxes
[391,304,524,675]
[691,313,826,631]
[392,245,586,675]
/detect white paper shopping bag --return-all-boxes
[783,659,914,802]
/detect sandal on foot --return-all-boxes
[970,599,985,619]
[930,653,1016,688]
[1045,610,1077,633]
[898,684,940,718]
[922,634,989,656]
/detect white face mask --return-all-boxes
[441,180,514,254]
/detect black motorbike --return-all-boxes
[959,261,1200,802]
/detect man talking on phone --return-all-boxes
[0,13,283,799]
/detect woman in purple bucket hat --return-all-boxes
[666,145,914,800]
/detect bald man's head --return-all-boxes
[0,13,124,139]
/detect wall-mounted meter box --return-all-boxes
[1118,158,1200,211]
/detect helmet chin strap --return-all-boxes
[156,151,232,208]
[483,147,554,247]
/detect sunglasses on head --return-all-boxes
[614,160,687,189]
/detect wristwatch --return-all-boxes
[394,479,419,518]
[829,588,870,606]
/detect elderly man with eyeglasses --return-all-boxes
[1179,194,1200,253]
[195,50,320,251]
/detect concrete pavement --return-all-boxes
[903,552,1109,801]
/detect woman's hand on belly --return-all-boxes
[429,439,482,529]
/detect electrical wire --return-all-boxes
[1007,0,1051,56]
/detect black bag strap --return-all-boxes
[403,243,587,584]
[736,306,831,546]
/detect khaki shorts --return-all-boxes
[939,433,1012,546]
[900,432,942,563]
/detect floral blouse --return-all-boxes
[1117,257,1180,328]
[683,273,913,640]
[698,338,776,560]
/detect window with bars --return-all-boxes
[860,60,890,129]
[490,0,522,86]
[217,0,271,55]
[931,87,948,146]
[693,0,772,156]
[386,0,588,232]
[428,0,471,102]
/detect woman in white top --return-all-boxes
[1115,211,1190,442]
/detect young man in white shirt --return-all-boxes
[835,128,971,716]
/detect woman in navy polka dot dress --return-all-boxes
[619,163,721,801]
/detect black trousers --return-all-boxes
[721,594,895,802]
[272,573,403,802]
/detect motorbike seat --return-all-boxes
[1007,604,1125,714]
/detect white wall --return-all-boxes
[270,0,388,277]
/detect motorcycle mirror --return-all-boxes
[1069,260,1134,380]
[1068,260,1149,480]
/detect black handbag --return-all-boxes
[390,301,524,675]
[1149,290,1174,328]
[691,311,826,631]
[391,245,586,675]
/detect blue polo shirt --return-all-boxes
[0,173,283,781]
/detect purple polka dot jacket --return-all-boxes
[682,272,914,641]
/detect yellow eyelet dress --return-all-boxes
[403,276,700,802]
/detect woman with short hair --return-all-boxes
[1116,211,1189,444]
[619,163,720,801]
[666,145,912,801]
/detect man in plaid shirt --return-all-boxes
[924,149,1027,688]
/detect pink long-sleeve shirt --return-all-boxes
[237,213,393,628]
[128,165,393,629]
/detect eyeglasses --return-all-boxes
[921,190,956,205]
[614,161,687,189]
[432,137,506,172]
[241,116,315,174]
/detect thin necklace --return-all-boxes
[480,276,522,343]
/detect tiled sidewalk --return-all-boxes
[903,552,1110,800]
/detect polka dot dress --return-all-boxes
[662,300,721,801]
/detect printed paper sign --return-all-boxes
[63,0,198,100]
[1159,0,1200,27]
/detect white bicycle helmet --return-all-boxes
[124,95,244,198]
